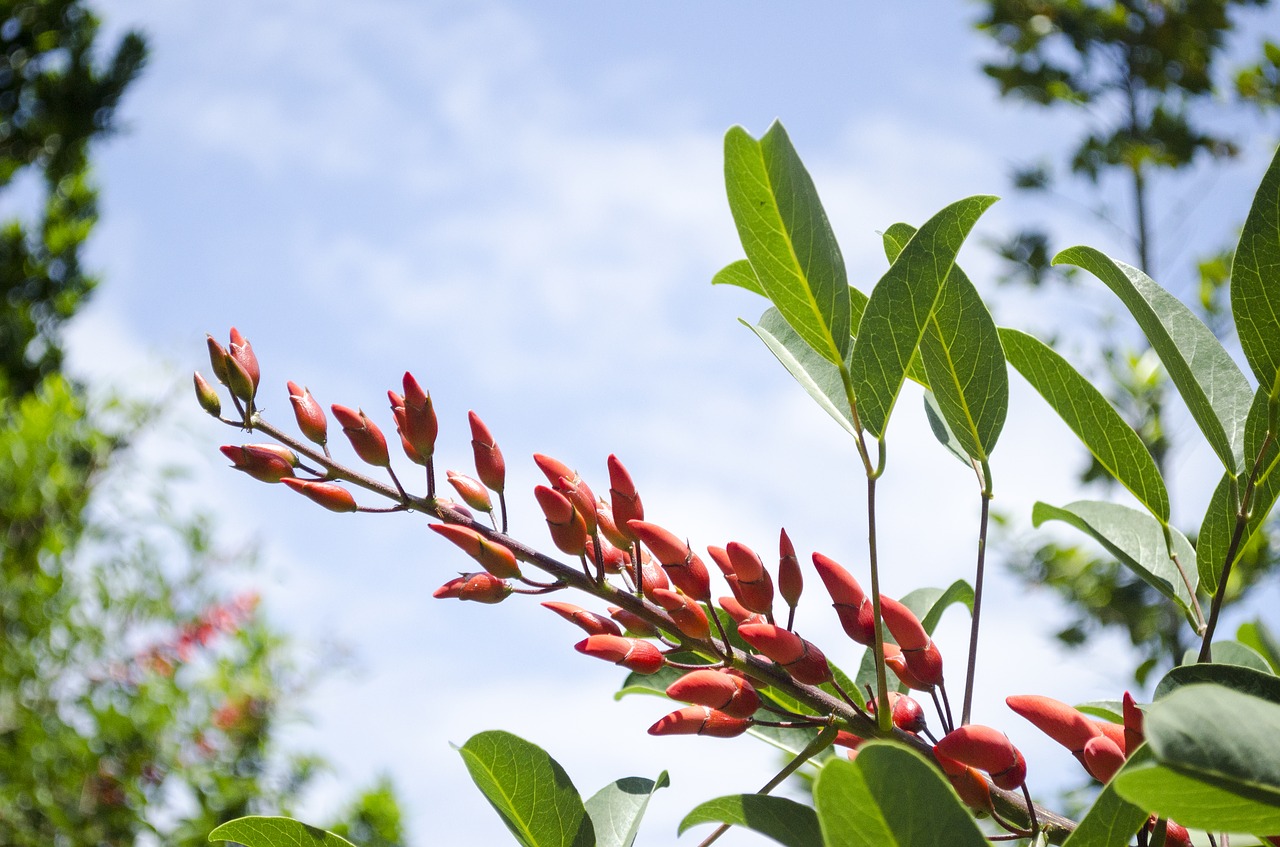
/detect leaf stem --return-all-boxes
[961,484,992,726]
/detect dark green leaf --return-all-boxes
[712,259,765,296]
[745,308,856,435]
[455,730,594,847]
[1054,246,1253,474]
[1032,501,1196,624]
[851,196,997,437]
[209,818,356,847]
[1002,328,1169,522]
[1232,142,1280,401]
[1238,619,1280,674]
[1113,685,1280,832]
[585,772,669,847]
[678,794,821,847]
[1154,662,1280,704]
[724,122,850,365]
[1060,773,1148,847]
[1180,641,1274,675]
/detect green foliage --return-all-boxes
[680,794,821,846]
[211,817,358,847]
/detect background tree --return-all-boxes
[0,2,406,843]
[973,0,1279,681]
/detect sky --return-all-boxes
[53,1,1280,843]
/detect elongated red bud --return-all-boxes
[879,596,929,650]
[1082,734,1125,782]
[282,478,358,512]
[433,572,510,603]
[707,546,746,605]
[1123,691,1143,756]
[446,471,494,513]
[871,692,927,734]
[902,639,944,688]
[812,552,874,644]
[666,669,760,718]
[467,411,506,492]
[777,529,802,609]
[649,705,750,738]
[221,445,296,483]
[934,725,1026,790]
[1006,694,1100,754]
[718,595,764,625]
[575,635,665,674]
[628,520,710,601]
[331,405,391,467]
[287,382,328,445]
[595,499,632,551]
[533,453,575,487]
[542,601,622,637]
[726,542,774,616]
[637,557,670,602]
[206,336,231,385]
[608,606,659,638]
[228,328,260,393]
[224,353,257,407]
[194,372,221,416]
[882,642,931,690]
[1158,819,1192,847]
[833,730,865,750]
[401,372,438,461]
[533,485,588,555]
[737,623,831,685]
[649,588,710,640]
[585,535,628,574]
[946,761,995,813]
[429,523,520,579]
[557,474,598,535]
[387,391,426,465]
[1093,719,1126,755]
[607,455,643,539]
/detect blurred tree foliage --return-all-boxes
[0,3,406,844]
[974,0,1279,683]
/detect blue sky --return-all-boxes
[64,1,1280,843]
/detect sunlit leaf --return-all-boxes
[585,772,669,847]
[712,259,765,296]
[1180,641,1274,675]
[745,308,856,435]
[1232,142,1280,401]
[209,817,356,847]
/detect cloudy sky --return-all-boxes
[62,1,1280,843]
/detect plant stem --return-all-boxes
[962,486,992,726]
[866,472,892,734]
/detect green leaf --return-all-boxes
[879,224,950,388]
[712,259,765,297]
[923,389,971,465]
[585,772,669,847]
[1002,328,1170,522]
[1075,700,1125,723]
[1238,619,1280,674]
[814,743,987,847]
[1154,662,1280,704]
[1112,684,1280,833]
[455,730,594,847]
[1060,774,1149,847]
[724,122,850,365]
[746,308,856,435]
[1054,246,1254,474]
[209,818,356,847]
[679,794,821,847]
[1032,500,1196,624]
[1181,641,1274,675]
[850,196,997,437]
[1232,142,1280,401]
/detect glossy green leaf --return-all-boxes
[1154,662,1280,704]
[679,794,821,847]
[1060,771,1149,847]
[850,196,997,437]
[210,818,355,847]
[815,743,987,847]
[1003,328,1170,522]
[1238,619,1280,674]
[712,259,766,296]
[1113,684,1280,833]
[1055,246,1254,474]
[879,224,958,389]
[1181,641,1274,674]
[455,730,594,847]
[1075,700,1125,723]
[923,389,971,465]
[585,773,669,847]
[746,308,856,435]
[725,122,850,365]
[1033,500,1196,624]
[1232,142,1280,400]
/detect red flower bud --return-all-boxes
[628,520,710,602]
[575,635,665,674]
[401,372,438,462]
[649,588,710,640]
[883,642,933,691]
[282,478,358,512]
[533,453,575,488]
[737,623,831,685]
[1082,734,1125,782]
[429,523,520,579]
[556,474,598,535]
[1006,694,1101,754]
[871,692,927,734]
[1157,819,1192,847]
[608,606,659,638]
[813,553,875,644]
[194,372,221,417]
[637,557,670,601]
[607,454,643,540]
[206,335,231,385]
[331,405,390,467]
[468,411,505,493]
[777,529,802,609]
[726,542,774,617]
[879,596,929,651]
[542,601,622,637]
[902,639,944,688]
[946,762,995,813]
[718,595,764,625]
[433,572,511,604]
[287,382,328,446]
[585,535,628,574]
[666,669,761,718]
[595,499,633,551]
[446,471,494,513]
[221,444,296,483]
[934,725,1026,790]
[833,730,865,750]
[1123,691,1143,756]
[533,485,588,555]
[224,354,257,407]
[228,328,260,394]
[388,391,426,465]
[648,705,750,738]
